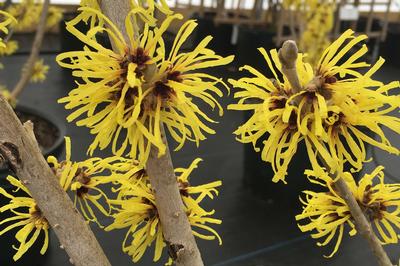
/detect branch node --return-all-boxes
[0,142,22,173]
[168,243,185,261]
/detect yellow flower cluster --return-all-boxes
[106,158,222,263]
[28,59,49,83]
[229,29,400,183]
[297,166,400,257]
[1,1,228,263]
[282,0,336,65]
[7,0,41,31]
[56,6,233,163]
[0,176,49,261]
[299,1,335,65]
[8,135,223,262]
[46,6,63,29]
[0,10,16,48]
[0,40,18,56]
[48,137,125,226]
[1,136,221,263]
[7,0,63,31]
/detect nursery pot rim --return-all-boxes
[16,103,66,156]
[0,103,66,174]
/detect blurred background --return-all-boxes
[0,0,400,265]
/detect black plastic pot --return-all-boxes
[0,104,65,266]
[236,25,277,70]
[192,12,237,57]
[381,22,400,67]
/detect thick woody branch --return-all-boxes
[100,1,204,265]
[146,127,203,265]
[278,41,392,266]
[0,96,111,266]
[11,0,49,99]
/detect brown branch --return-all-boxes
[10,0,49,99]
[146,126,204,265]
[278,41,393,266]
[100,1,204,265]
[0,96,111,266]
[334,174,392,266]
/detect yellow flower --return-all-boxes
[46,6,63,29]
[28,59,49,83]
[0,40,18,56]
[56,7,175,161]
[297,166,400,257]
[314,30,400,173]
[229,30,400,182]
[0,176,49,261]
[48,137,121,226]
[106,179,164,262]
[106,158,222,263]
[7,0,41,31]
[299,1,335,65]
[228,48,317,183]
[145,20,233,151]
[0,10,16,47]
[0,86,16,107]
[57,8,232,163]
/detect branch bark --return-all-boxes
[278,40,392,266]
[334,175,392,266]
[146,127,204,265]
[11,0,49,99]
[0,96,111,266]
[100,1,204,265]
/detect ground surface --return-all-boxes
[0,52,400,266]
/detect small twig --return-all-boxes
[278,40,393,266]
[0,96,111,266]
[10,0,49,99]
[278,40,302,93]
[100,1,205,265]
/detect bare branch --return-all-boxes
[11,0,49,99]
